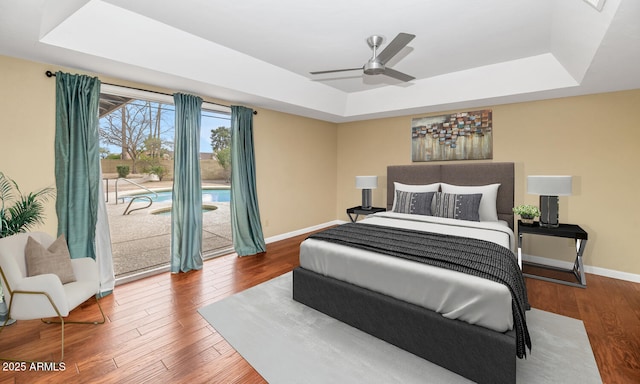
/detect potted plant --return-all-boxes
[0,291,14,325]
[1,172,55,238]
[0,280,15,325]
[512,204,540,226]
[0,172,54,326]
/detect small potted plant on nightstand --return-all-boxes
[513,204,540,226]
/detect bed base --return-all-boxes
[292,267,516,384]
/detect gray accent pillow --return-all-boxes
[25,234,76,284]
[440,183,500,221]
[431,192,482,222]
[391,182,440,211]
[392,191,435,216]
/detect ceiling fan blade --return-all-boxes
[376,33,415,65]
[310,67,362,75]
[383,67,415,82]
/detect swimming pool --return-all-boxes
[124,188,231,203]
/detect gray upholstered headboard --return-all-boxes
[387,162,515,230]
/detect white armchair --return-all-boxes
[0,232,105,361]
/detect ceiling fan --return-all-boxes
[310,33,416,82]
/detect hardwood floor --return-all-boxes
[1,232,639,383]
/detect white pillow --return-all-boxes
[394,182,441,193]
[440,183,500,222]
[392,182,440,211]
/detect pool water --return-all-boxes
[125,188,231,203]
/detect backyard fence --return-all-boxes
[101,159,229,181]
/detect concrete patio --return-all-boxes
[104,177,233,281]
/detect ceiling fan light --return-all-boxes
[364,60,385,75]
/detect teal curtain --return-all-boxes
[54,72,101,260]
[171,93,203,273]
[230,106,266,256]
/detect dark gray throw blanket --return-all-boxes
[308,222,532,358]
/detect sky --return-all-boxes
[201,110,231,153]
[99,100,231,155]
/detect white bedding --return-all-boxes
[299,212,518,332]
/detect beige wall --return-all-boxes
[253,109,337,237]
[0,56,57,235]
[337,90,640,275]
[2,54,639,276]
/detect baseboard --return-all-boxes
[264,220,343,244]
[522,253,640,283]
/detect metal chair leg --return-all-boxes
[0,292,104,362]
[42,295,106,325]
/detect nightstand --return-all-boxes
[517,220,588,288]
[346,206,386,223]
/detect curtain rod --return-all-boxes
[45,70,257,115]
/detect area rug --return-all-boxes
[198,272,602,384]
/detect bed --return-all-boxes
[292,162,529,384]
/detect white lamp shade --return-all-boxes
[355,176,378,189]
[527,175,572,196]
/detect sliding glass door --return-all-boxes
[98,87,232,281]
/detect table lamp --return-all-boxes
[355,176,378,210]
[527,175,572,228]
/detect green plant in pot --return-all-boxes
[0,172,55,324]
[0,289,12,324]
[512,204,540,225]
[0,172,56,238]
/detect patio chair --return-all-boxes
[0,232,105,361]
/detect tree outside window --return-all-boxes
[210,126,231,182]
[99,99,174,173]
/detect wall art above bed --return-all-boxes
[411,109,493,162]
